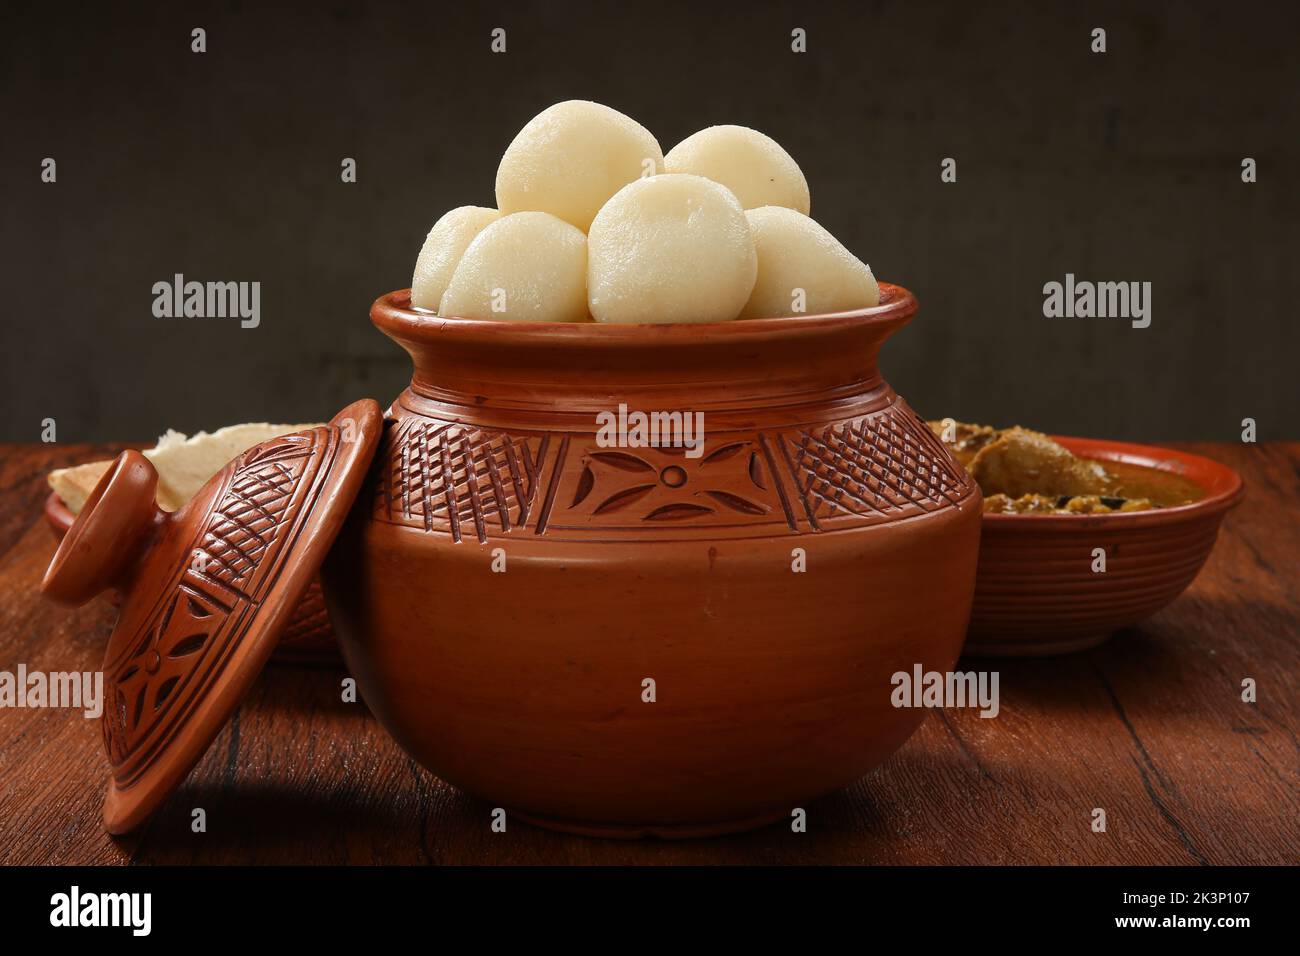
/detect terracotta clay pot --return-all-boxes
[964,437,1244,657]
[321,285,983,838]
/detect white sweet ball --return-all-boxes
[410,206,500,310]
[664,125,810,214]
[739,206,879,320]
[587,174,757,325]
[439,212,589,323]
[495,100,664,232]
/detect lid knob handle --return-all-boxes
[42,450,163,605]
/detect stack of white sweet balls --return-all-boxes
[411,100,879,324]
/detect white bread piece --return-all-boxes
[47,460,113,514]
[48,422,322,514]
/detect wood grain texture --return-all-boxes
[1,442,1296,865]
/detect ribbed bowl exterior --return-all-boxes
[963,438,1243,657]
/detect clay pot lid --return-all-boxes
[41,399,382,833]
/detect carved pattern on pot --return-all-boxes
[778,408,970,530]
[102,431,328,776]
[276,580,333,654]
[565,442,774,524]
[371,403,974,541]
[372,416,549,542]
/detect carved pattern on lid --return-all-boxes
[102,430,329,781]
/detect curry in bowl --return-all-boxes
[929,420,1204,515]
[938,425,1244,657]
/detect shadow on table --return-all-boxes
[957,593,1295,710]
[124,762,958,864]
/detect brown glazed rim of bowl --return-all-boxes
[370,282,918,349]
[980,436,1244,531]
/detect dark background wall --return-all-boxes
[2,0,1296,442]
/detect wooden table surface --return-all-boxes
[1,441,1296,865]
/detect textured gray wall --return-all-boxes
[2,1,1296,442]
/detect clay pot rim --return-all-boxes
[980,436,1244,531]
[371,283,917,347]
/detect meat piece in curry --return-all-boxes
[927,420,1200,515]
[967,427,1112,499]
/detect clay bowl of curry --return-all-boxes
[930,423,1243,657]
